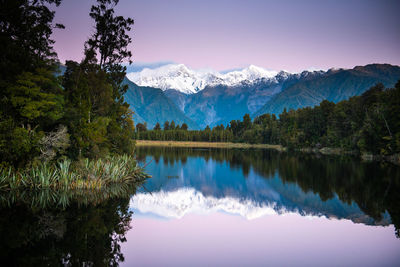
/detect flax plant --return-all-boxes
[0,155,149,190]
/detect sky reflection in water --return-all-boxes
[122,147,400,266]
[2,147,398,266]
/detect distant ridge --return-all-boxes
[253,64,400,117]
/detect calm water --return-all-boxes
[1,147,400,266]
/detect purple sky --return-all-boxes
[52,0,400,72]
[121,213,400,266]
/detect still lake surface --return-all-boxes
[1,147,400,266]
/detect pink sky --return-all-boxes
[53,0,400,72]
[121,213,400,266]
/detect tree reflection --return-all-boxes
[0,183,143,265]
[136,146,400,237]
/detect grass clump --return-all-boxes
[0,155,149,190]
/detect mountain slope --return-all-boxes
[122,78,199,129]
[182,82,279,128]
[254,64,400,117]
[164,89,189,111]
[174,71,324,129]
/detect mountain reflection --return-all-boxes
[2,148,398,266]
[136,147,400,237]
[132,188,288,219]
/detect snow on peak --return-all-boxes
[126,64,204,94]
[246,65,278,78]
[220,65,278,86]
[126,63,281,94]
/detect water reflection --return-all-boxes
[1,181,144,209]
[135,147,400,237]
[0,184,143,266]
[1,147,399,266]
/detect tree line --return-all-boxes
[135,121,234,142]
[136,81,400,156]
[0,0,135,168]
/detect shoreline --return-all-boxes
[135,140,285,151]
[135,140,400,165]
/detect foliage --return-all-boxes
[62,59,135,158]
[0,0,63,81]
[87,0,133,71]
[0,0,136,168]
[0,0,65,167]
[8,69,64,125]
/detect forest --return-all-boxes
[0,0,135,168]
[0,0,150,189]
[136,81,400,156]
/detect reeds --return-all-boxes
[0,155,150,190]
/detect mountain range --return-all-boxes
[126,64,279,94]
[124,63,400,129]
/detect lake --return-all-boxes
[1,147,400,266]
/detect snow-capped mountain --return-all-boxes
[123,63,400,130]
[126,63,281,94]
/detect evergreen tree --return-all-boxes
[243,114,252,130]
[154,122,161,130]
[181,123,188,131]
[0,0,64,82]
[170,121,176,130]
[86,0,134,98]
[164,121,170,131]
[62,0,135,158]
[0,0,64,167]
[136,123,147,132]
